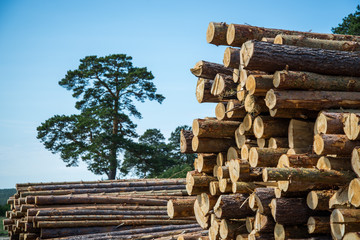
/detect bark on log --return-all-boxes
[192,136,236,153]
[274,223,313,240]
[249,147,289,167]
[217,166,230,180]
[315,111,347,135]
[313,134,360,156]
[206,22,229,46]
[274,34,360,51]
[252,188,275,215]
[306,190,336,211]
[224,47,241,68]
[263,167,355,185]
[232,182,256,194]
[215,102,228,120]
[277,154,318,168]
[242,40,360,76]
[196,78,221,103]
[219,219,247,239]
[331,208,360,240]
[192,119,240,138]
[266,89,360,111]
[226,100,247,119]
[200,193,217,215]
[316,156,352,171]
[167,199,195,218]
[273,70,360,92]
[214,194,253,219]
[253,116,289,139]
[254,211,275,233]
[226,24,360,47]
[268,137,288,149]
[245,75,273,96]
[211,73,238,100]
[191,61,233,79]
[197,154,217,174]
[244,95,268,116]
[288,119,314,149]
[181,130,195,154]
[269,108,318,119]
[307,216,331,234]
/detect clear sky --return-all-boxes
[0,0,358,188]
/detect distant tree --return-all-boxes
[120,126,195,178]
[332,5,360,35]
[37,54,165,179]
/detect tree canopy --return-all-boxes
[37,54,165,179]
[332,5,360,35]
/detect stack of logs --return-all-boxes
[3,178,208,240]
[176,22,360,240]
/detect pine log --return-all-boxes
[214,194,253,219]
[246,217,255,233]
[193,119,240,138]
[186,184,210,196]
[237,85,246,101]
[177,231,207,240]
[254,211,275,233]
[274,223,314,240]
[313,134,360,156]
[253,116,289,139]
[315,111,347,135]
[197,154,217,174]
[200,193,217,215]
[232,182,256,194]
[209,181,221,196]
[180,130,195,154]
[196,78,221,103]
[269,108,318,119]
[219,219,247,239]
[192,136,235,153]
[215,102,228,120]
[266,89,360,110]
[167,199,195,218]
[245,75,273,96]
[329,186,350,209]
[344,232,360,240]
[274,34,360,51]
[239,70,266,88]
[252,188,275,215]
[187,172,216,187]
[268,137,288,149]
[343,113,360,140]
[307,216,331,234]
[274,70,360,92]
[288,119,314,149]
[306,190,336,211]
[235,131,256,149]
[277,154,318,168]
[242,40,360,76]
[194,199,209,229]
[224,47,241,68]
[191,61,233,79]
[261,37,275,43]
[249,147,288,167]
[226,147,241,162]
[263,167,355,185]
[349,178,360,207]
[206,22,229,46]
[226,24,360,47]
[331,208,360,240]
[226,100,247,119]
[211,73,238,99]
[233,68,240,83]
[352,148,360,178]
[316,156,352,171]
[241,144,251,160]
[244,95,267,115]
[33,209,168,217]
[219,179,233,193]
[217,166,230,180]
[216,152,226,166]
[247,230,274,240]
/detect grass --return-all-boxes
[0,217,7,236]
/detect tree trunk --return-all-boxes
[307,216,331,234]
[254,211,275,233]
[313,134,360,156]
[306,190,336,211]
[273,70,360,91]
[269,108,318,119]
[253,116,290,139]
[180,130,195,154]
[167,199,195,219]
[316,156,352,171]
[226,24,360,47]
[277,154,318,168]
[288,119,314,149]
[245,74,273,96]
[214,194,253,219]
[191,61,233,79]
[242,40,360,76]
[192,119,240,138]
[249,147,289,167]
[223,47,241,68]
[270,198,313,225]
[192,136,236,153]
[349,178,360,207]
[253,188,275,215]
[274,34,360,51]
[268,137,288,149]
[226,100,247,119]
[331,208,360,240]
[206,22,229,46]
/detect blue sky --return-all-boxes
[0,0,358,188]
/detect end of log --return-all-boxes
[264,89,276,110]
[348,178,360,207]
[313,134,324,155]
[207,22,228,46]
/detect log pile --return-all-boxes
[176,22,360,240]
[3,179,207,240]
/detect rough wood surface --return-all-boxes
[181,130,195,154]
[313,134,360,156]
[288,119,314,149]
[191,61,233,79]
[214,194,253,219]
[192,136,235,153]
[253,116,289,139]
[206,22,229,46]
[245,74,273,96]
[223,47,241,68]
[249,147,288,167]
[193,118,240,138]
[277,154,318,168]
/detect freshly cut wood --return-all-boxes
[256,138,267,149]
[177,231,207,240]
[263,167,355,185]
[226,100,247,119]
[235,131,256,149]
[229,159,249,183]
[277,154,318,168]
[232,182,256,194]
[215,102,228,120]
[269,108,318,119]
[186,184,210,196]
[197,154,217,174]
[249,147,288,167]
[252,188,275,215]
[268,138,288,149]
[226,24,360,47]
[243,113,253,131]
[261,37,275,43]
[254,211,275,233]
[349,178,360,207]
[214,194,253,219]
[288,119,314,149]
[237,85,246,101]
[196,78,221,103]
[227,147,242,162]
[274,70,360,92]
[239,70,266,88]
[352,148,360,178]
[329,186,350,209]
[200,193,217,215]
[265,89,360,110]
[245,74,273,96]
[216,152,226,166]
[32,209,168,217]
[211,73,237,99]
[194,199,209,229]
[344,232,360,240]
[244,95,267,115]
[192,136,235,153]
[206,22,228,46]
[167,199,195,219]
[307,216,331,234]
[307,190,336,211]
[246,217,255,233]
[181,130,195,154]
[242,40,360,76]
[223,47,240,68]
[331,209,360,240]
[219,219,247,239]
[316,156,352,171]
[344,113,360,140]
[209,181,221,196]
[274,34,360,51]
[313,134,360,156]
[191,61,233,79]
[274,223,311,240]
[193,119,240,138]
[270,198,313,225]
[253,116,289,139]
[233,68,240,83]
[219,179,233,193]
[217,166,230,180]
[188,173,216,187]
[315,111,347,135]
[241,144,250,160]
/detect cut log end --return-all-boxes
[274,35,284,45]
[226,24,236,46]
[249,148,258,167]
[167,200,175,218]
[307,216,316,234]
[344,113,360,140]
[274,223,285,240]
[215,103,227,120]
[264,89,276,110]
[313,134,324,155]
[240,70,248,88]
[330,209,345,240]
[352,148,360,178]
[241,41,255,67]
[306,191,318,210]
[316,113,328,134]
[206,22,217,44]
[316,156,331,170]
[246,75,256,95]
[253,116,264,139]
[349,178,360,207]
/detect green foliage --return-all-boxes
[0,217,7,236]
[0,189,16,205]
[37,54,164,179]
[120,126,195,178]
[332,5,360,35]
[0,205,10,217]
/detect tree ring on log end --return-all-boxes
[306,191,318,210]
[351,148,360,177]
[274,223,285,240]
[313,134,324,155]
[330,209,345,240]
[253,116,264,139]
[265,89,276,110]
[249,148,258,167]
[348,178,360,207]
